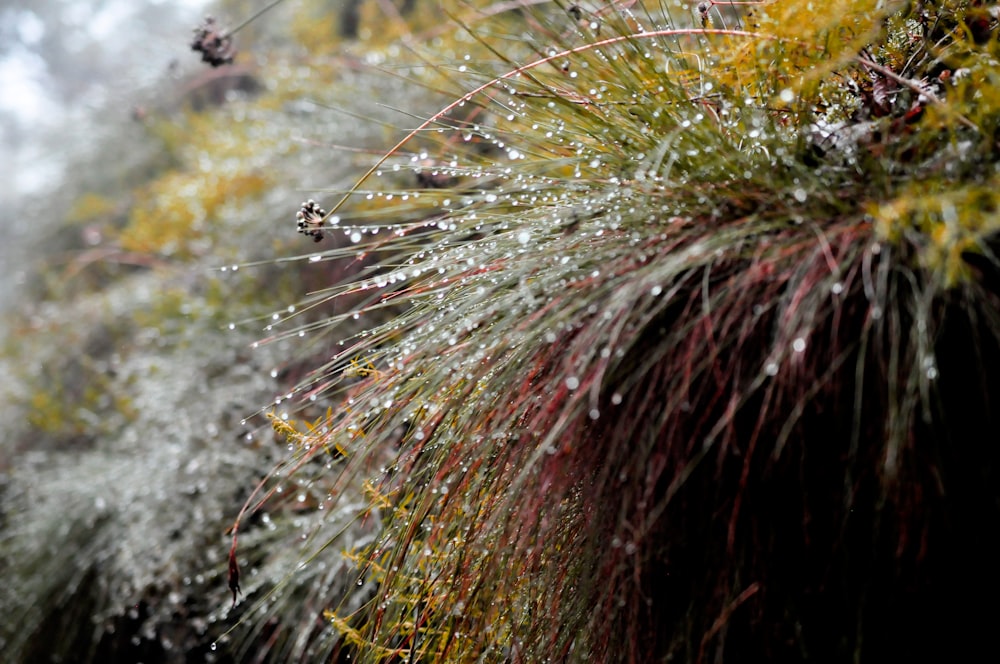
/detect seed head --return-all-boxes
[296,199,327,242]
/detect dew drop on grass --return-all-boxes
[831,281,844,295]
[792,338,807,353]
[565,376,580,390]
[779,88,795,103]
[764,361,779,376]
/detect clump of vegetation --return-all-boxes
[4,0,999,661]
[234,0,1000,661]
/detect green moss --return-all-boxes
[120,170,270,258]
[65,193,120,225]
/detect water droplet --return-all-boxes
[792,337,806,353]
[764,361,779,376]
[589,409,600,420]
[922,356,938,379]
[211,643,217,651]
[831,282,844,295]
[611,392,623,405]
[565,376,580,390]
[793,188,807,203]
[650,285,662,296]
[779,88,795,103]
[517,230,531,244]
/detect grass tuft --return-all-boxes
[238,1,1000,660]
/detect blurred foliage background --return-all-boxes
[0,0,443,660]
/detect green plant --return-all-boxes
[232,0,1000,661]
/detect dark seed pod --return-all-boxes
[296,199,327,242]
